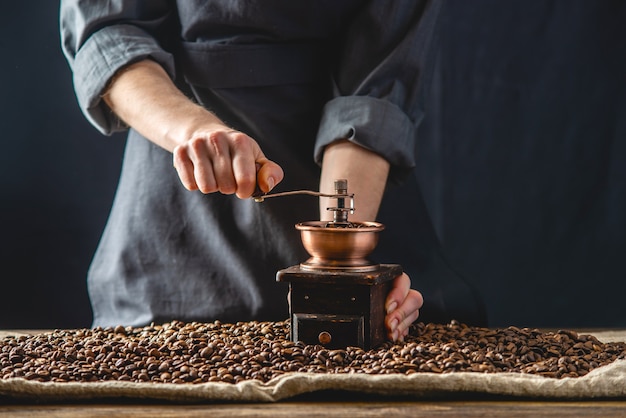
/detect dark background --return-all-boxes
[1,2,125,329]
[1,1,625,329]
[415,1,626,328]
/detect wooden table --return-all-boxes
[1,396,626,417]
[2,330,625,417]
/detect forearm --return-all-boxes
[102,59,226,151]
[103,59,282,197]
[319,140,389,222]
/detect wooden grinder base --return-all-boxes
[276,264,402,349]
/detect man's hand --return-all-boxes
[172,128,283,198]
[385,273,423,342]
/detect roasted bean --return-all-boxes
[1,320,624,384]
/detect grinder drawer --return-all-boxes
[292,313,364,348]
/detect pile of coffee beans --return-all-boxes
[1,320,624,384]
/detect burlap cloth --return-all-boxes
[1,330,624,402]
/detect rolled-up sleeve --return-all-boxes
[60,0,176,135]
[315,0,441,183]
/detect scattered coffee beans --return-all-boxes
[1,320,624,384]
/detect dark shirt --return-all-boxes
[60,0,484,328]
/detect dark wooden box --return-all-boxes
[276,264,402,349]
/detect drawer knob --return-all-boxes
[318,331,332,345]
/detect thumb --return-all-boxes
[256,157,284,193]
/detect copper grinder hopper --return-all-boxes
[255,179,402,349]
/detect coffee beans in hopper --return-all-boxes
[1,320,624,384]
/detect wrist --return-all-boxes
[161,104,227,149]
[103,59,230,152]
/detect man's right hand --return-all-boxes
[103,59,283,198]
[172,128,283,198]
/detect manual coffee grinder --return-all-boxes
[254,179,402,349]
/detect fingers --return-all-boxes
[172,146,199,191]
[385,273,423,342]
[173,128,283,198]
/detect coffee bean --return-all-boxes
[1,320,624,385]
[157,361,170,372]
[200,347,213,359]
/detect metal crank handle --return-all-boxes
[251,189,354,203]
